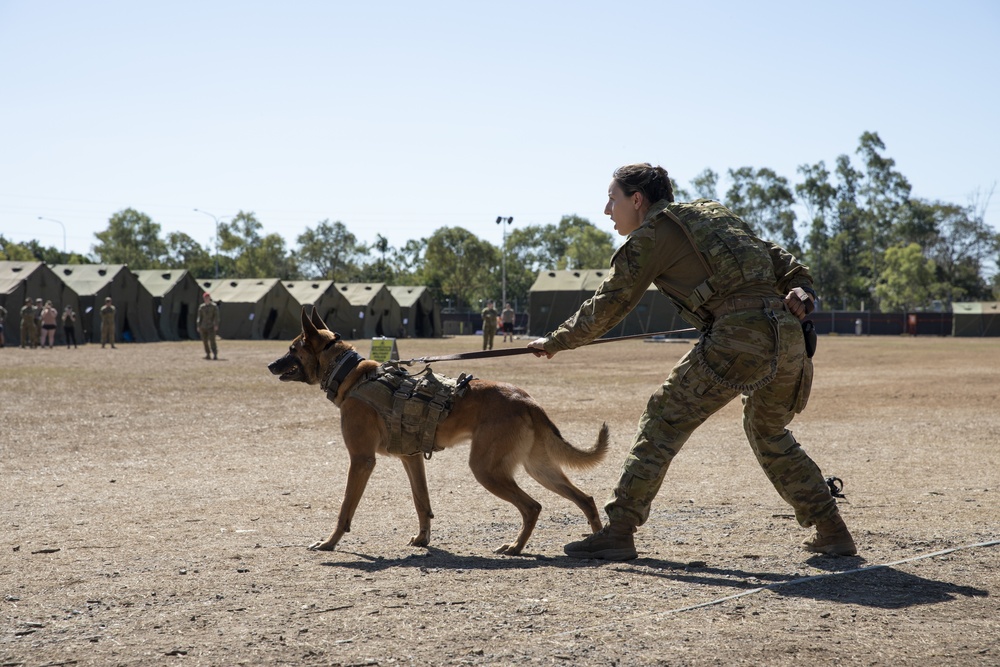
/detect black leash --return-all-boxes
[397,327,697,366]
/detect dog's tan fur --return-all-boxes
[268,308,609,555]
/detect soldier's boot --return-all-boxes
[564,521,637,561]
[205,353,211,360]
[213,352,218,360]
[803,513,857,556]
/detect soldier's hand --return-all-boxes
[527,338,555,359]
[784,287,815,321]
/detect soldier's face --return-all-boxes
[604,180,642,237]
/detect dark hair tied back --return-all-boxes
[613,163,674,204]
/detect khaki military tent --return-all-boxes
[0,261,82,346]
[333,283,398,339]
[528,269,688,338]
[197,278,299,340]
[282,280,353,334]
[952,302,1000,337]
[387,285,441,338]
[51,264,159,343]
[134,269,203,341]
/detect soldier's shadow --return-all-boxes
[323,548,988,610]
[615,555,989,609]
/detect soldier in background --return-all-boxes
[20,298,37,349]
[530,163,855,561]
[0,303,6,347]
[100,297,117,349]
[500,302,515,343]
[480,299,498,351]
[33,297,43,347]
[197,291,220,360]
[62,305,78,349]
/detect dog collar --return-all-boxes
[321,350,364,402]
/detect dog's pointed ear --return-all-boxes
[301,307,319,338]
[310,307,329,331]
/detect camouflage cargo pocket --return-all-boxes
[793,357,813,414]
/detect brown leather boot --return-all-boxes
[564,521,637,560]
[803,513,857,556]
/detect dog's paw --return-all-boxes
[494,543,524,556]
[308,540,337,551]
[408,534,430,547]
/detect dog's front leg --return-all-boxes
[399,454,433,547]
[309,454,376,551]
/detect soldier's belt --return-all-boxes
[711,296,786,318]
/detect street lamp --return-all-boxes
[496,216,513,308]
[37,217,67,253]
[193,208,232,278]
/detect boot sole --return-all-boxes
[564,547,637,561]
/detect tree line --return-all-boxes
[3,132,996,313]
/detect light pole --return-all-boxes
[193,209,231,278]
[37,217,67,253]
[496,216,513,308]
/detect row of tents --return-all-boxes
[3,262,998,346]
[0,261,442,346]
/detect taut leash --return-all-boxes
[397,327,697,366]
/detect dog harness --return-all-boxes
[341,361,474,459]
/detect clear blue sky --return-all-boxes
[2,0,997,263]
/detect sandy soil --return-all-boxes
[2,332,998,666]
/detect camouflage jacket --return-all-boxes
[542,199,813,353]
[197,301,220,330]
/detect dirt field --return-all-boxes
[3,332,998,666]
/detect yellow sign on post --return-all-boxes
[370,337,399,362]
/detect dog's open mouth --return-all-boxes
[268,356,302,382]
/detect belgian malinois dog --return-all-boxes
[267,308,609,555]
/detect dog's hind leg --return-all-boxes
[524,458,603,534]
[309,454,376,551]
[399,454,434,547]
[469,461,542,556]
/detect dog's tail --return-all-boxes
[539,417,610,469]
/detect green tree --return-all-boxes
[875,243,938,312]
[219,211,295,279]
[295,220,363,280]
[0,236,85,264]
[796,161,838,307]
[690,168,720,201]
[421,227,499,311]
[164,232,214,278]
[725,167,800,253]
[92,208,167,269]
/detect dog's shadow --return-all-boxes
[319,547,988,611]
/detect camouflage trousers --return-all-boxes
[200,328,218,356]
[607,306,837,529]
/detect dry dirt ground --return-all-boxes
[2,331,998,666]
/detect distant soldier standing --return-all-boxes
[33,297,43,347]
[20,298,37,349]
[0,303,7,347]
[100,297,117,349]
[501,302,515,343]
[197,292,220,360]
[480,299,498,351]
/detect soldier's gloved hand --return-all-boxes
[527,338,555,359]
[784,287,815,321]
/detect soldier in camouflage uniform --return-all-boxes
[197,292,220,360]
[20,298,37,349]
[529,163,855,560]
[100,297,117,348]
[481,300,498,351]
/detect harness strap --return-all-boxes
[321,350,364,403]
